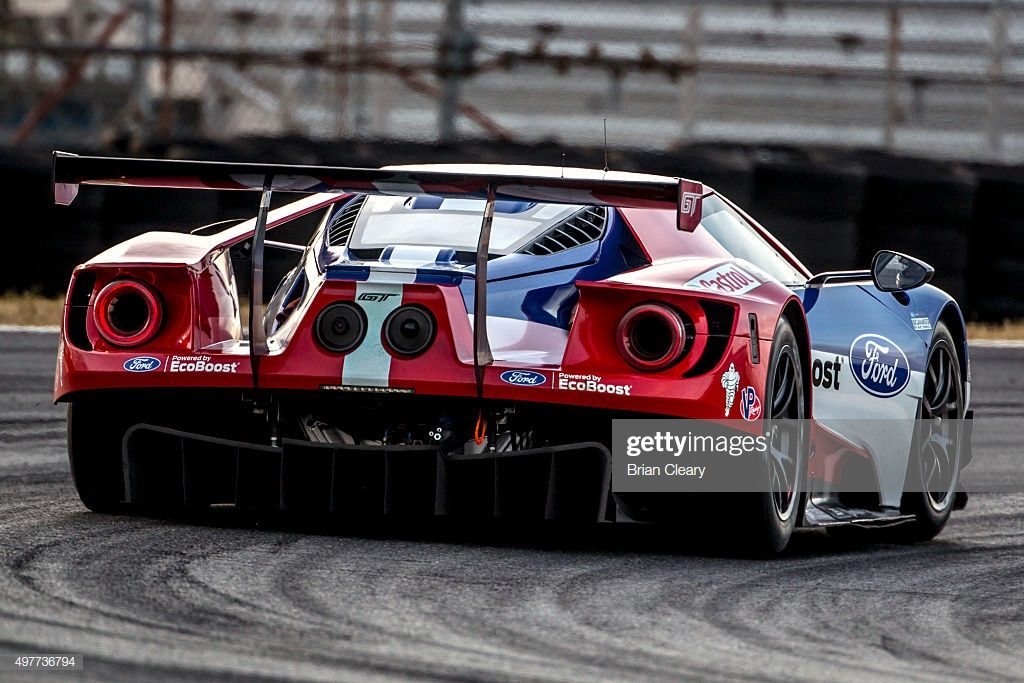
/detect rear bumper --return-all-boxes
[56,325,761,422]
[123,424,612,522]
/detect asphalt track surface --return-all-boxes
[2,330,1023,682]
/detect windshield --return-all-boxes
[345,195,584,255]
[698,194,806,285]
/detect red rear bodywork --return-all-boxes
[56,196,804,431]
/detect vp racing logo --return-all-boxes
[849,334,910,398]
[740,386,762,421]
[123,356,161,372]
[499,370,547,387]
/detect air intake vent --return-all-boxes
[327,196,366,247]
[520,206,607,256]
[682,300,737,378]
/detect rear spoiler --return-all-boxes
[52,151,704,394]
[51,151,703,229]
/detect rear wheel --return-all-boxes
[67,401,128,513]
[68,395,261,514]
[745,316,809,554]
[630,316,810,554]
[891,321,964,542]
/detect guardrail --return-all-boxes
[2,0,1023,160]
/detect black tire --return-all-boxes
[645,316,811,555]
[68,401,130,513]
[742,315,810,554]
[890,321,965,542]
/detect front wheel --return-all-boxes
[891,321,964,542]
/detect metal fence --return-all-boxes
[4,0,1024,161]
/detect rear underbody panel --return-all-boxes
[123,424,612,522]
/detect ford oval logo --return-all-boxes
[849,334,910,398]
[499,370,547,387]
[123,356,161,373]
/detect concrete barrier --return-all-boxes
[3,139,1019,320]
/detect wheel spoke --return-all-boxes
[772,356,794,418]
[765,343,805,521]
[769,452,790,515]
[771,451,790,495]
[927,361,940,398]
[918,342,962,512]
[942,353,960,417]
[767,420,797,518]
[921,450,940,492]
[936,351,953,414]
[939,351,953,412]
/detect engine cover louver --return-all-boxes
[327,195,366,247]
[520,206,608,256]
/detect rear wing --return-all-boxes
[51,151,704,392]
[51,151,703,230]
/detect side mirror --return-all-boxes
[871,250,934,292]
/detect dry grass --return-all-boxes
[1,292,1023,339]
[0,292,249,328]
[966,320,1024,341]
[0,292,64,327]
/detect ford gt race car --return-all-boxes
[51,152,971,553]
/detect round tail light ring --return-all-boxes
[617,303,690,372]
[383,305,436,358]
[93,279,164,347]
[314,302,367,354]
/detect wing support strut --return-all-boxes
[473,182,496,399]
[248,175,273,387]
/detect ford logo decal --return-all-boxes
[849,334,910,398]
[123,356,162,373]
[499,370,547,387]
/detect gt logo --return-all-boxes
[680,191,701,216]
[812,356,843,390]
[358,292,396,302]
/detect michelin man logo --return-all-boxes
[721,362,740,416]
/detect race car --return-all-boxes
[51,152,971,553]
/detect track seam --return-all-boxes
[0,324,61,334]
[2,325,1024,347]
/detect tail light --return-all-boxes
[384,305,436,357]
[617,303,690,371]
[93,279,164,347]
[314,302,367,354]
